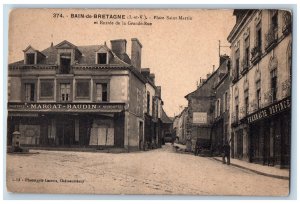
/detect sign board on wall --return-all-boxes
[192,112,207,124]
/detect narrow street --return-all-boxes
[6,144,289,196]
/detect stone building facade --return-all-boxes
[227,10,292,168]
[185,72,218,152]
[211,55,231,155]
[7,38,164,151]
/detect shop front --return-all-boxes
[7,102,125,149]
[247,97,291,168]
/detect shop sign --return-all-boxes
[8,102,125,112]
[193,112,207,124]
[247,97,290,124]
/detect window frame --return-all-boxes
[255,22,262,51]
[93,78,110,102]
[75,79,91,100]
[39,79,55,100]
[97,52,108,65]
[26,53,36,65]
[56,78,73,102]
[22,79,37,102]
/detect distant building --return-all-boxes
[7,38,164,151]
[185,70,218,152]
[227,10,291,167]
[161,108,173,143]
[174,107,188,144]
[141,68,163,149]
[211,55,231,155]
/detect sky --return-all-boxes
[8,9,236,117]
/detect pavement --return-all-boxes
[173,143,290,180]
[211,157,290,180]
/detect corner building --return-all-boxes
[7,38,150,151]
[227,10,292,168]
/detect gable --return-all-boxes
[55,40,77,49]
[97,45,110,53]
[23,46,36,53]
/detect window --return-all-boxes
[217,99,220,117]
[26,53,35,65]
[97,53,107,64]
[235,49,240,78]
[244,36,250,67]
[76,81,90,98]
[244,89,249,115]
[271,69,277,102]
[40,80,54,98]
[256,80,261,109]
[60,53,71,74]
[271,10,278,30]
[25,83,35,102]
[147,92,150,114]
[60,83,71,101]
[224,92,228,111]
[256,23,262,51]
[96,83,108,102]
[235,96,239,122]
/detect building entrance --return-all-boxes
[56,117,75,146]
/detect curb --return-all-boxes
[211,157,289,180]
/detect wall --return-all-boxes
[126,71,145,149]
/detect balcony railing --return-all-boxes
[265,27,278,52]
[241,58,250,75]
[264,89,277,106]
[231,114,239,127]
[282,11,292,35]
[282,78,291,98]
[250,46,262,65]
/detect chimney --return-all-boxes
[110,39,127,55]
[213,65,215,72]
[131,38,142,71]
[207,73,211,79]
[220,54,229,66]
[141,68,150,79]
[156,86,161,98]
[51,42,53,47]
[149,73,155,84]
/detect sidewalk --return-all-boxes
[212,157,290,180]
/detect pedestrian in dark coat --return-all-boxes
[222,141,231,165]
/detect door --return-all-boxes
[56,117,75,146]
[97,126,114,146]
[139,121,143,149]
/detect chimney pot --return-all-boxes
[110,39,127,55]
[131,38,142,71]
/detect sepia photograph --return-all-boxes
[5,7,293,197]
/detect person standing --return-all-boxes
[222,140,231,165]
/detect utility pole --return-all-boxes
[218,40,231,65]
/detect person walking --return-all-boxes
[222,140,231,165]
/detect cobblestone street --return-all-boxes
[6,144,289,196]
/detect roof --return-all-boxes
[161,108,173,124]
[9,41,131,67]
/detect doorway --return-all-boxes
[56,117,75,146]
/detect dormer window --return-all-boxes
[97,53,107,64]
[26,53,35,64]
[60,53,71,74]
